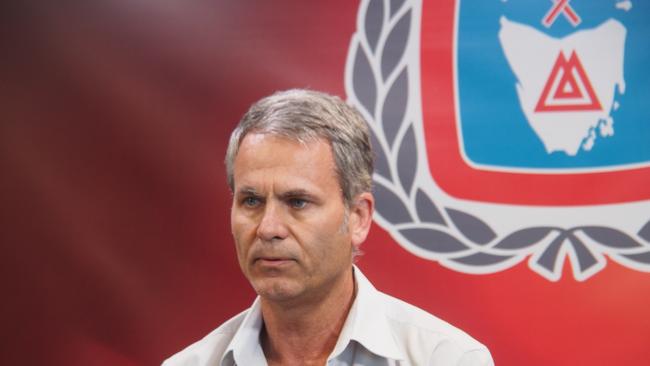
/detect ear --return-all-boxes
[349,192,375,248]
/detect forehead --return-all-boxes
[233,133,339,192]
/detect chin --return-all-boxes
[253,278,302,302]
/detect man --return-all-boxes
[163,90,493,366]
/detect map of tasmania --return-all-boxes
[499,17,626,156]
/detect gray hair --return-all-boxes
[225,89,374,207]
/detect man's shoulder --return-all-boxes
[377,291,493,365]
[161,309,248,366]
[380,291,482,345]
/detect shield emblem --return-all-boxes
[424,0,650,205]
[346,0,650,282]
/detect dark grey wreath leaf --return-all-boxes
[353,45,377,117]
[390,0,406,17]
[415,189,445,225]
[494,227,555,250]
[536,233,566,272]
[451,252,515,266]
[637,220,650,242]
[370,127,392,181]
[381,67,408,147]
[399,227,468,253]
[580,226,643,249]
[622,251,650,264]
[381,9,411,80]
[364,0,384,54]
[446,208,496,245]
[567,235,599,272]
[374,180,412,224]
[397,123,417,195]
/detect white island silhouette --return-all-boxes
[498,16,626,156]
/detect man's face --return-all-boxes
[230,133,369,303]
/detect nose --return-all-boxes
[256,201,289,242]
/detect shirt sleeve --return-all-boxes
[457,349,494,366]
[428,340,494,366]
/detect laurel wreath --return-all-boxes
[344,0,650,281]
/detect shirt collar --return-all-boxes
[329,265,405,361]
[221,297,267,366]
[220,266,405,365]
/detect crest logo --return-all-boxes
[534,51,602,113]
[345,0,650,281]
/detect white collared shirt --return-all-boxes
[162,267,494,366]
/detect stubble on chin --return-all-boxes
[251,275,304,302]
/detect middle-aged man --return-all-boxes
[163,90,494,365]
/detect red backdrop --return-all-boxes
[1,1,648,365]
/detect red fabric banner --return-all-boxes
[1,1,648,365]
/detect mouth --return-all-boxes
[255,257,295,267]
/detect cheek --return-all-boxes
[302,214,351,257]
[231,209,257,235]
[231,216,257,257]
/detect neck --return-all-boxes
[259,267,356,366]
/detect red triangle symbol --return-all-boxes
[554,68,581,98]
[535,50,602,112]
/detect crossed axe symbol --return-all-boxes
[543,0,582,28]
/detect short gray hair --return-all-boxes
[225,89,374,206]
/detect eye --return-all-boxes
[242,196,261,208]
[288,198,308,209]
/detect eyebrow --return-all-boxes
[236,187,318,200]
[236,187,259,196]
[279,189,311,199]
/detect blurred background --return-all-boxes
[1,0,355,364]
[2,1,649,365]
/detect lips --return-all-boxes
[257,257,292,262]
[251,249,295,263]
[255,256,295,267]
[250,246,296,266]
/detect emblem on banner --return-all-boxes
[345,0,650,281]
[534,51,602,113]
[498,13,625,156]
